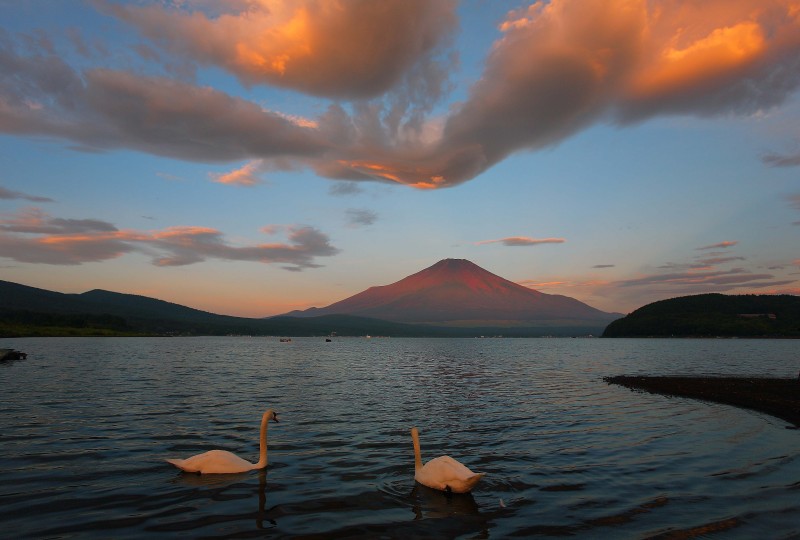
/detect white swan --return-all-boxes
[167,409,279,474]
[411,427,485,493]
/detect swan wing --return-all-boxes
[166,449,255,474]
[416,455,485,493]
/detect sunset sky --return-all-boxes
[1,0,799,318]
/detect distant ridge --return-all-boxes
[602,293,800,337]
[0,279,463,336]
[285,258,621,327]
[0,278,599,337]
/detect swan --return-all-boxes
[167,409,279,474]
[411,427,485,493]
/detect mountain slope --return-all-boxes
[0,280,470,336]
[288,258,620,326]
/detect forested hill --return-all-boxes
[602,294,800,338]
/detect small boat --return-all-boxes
[325,338,332,342]
[0,348,27,361]
[279,338,292,343]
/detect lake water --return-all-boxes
[1,337,798,539]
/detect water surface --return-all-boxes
[1,337,798,538]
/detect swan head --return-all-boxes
[270,410,279,423]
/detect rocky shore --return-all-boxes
[605,375,800,428]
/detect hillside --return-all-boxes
[0,279,600,337]
[602,294,800,337]
[288,258,620,327]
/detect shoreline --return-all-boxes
[604,375,800,428]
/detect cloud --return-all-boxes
[345,208,378,227]
[696,256,746,266]
[475,236,565,247]
[1,0,799,189]
[0,186,54,202]
[328,181,364,196]
[0,208,338,269]
[787,194,800,210]
[697,241,738,250]
[593,264,615,269]
[211,160,264,186]
[762,150,800,167]
[106,0,458,100]
[0,43,330,162]
[0,208,116,234]
[517,280,569,289]
[617,267,789,289]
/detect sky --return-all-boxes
[1,0,799,318]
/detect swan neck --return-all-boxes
[411,427,422,471]
[255,409,271,469]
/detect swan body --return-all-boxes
[411,427,485,493]
[167,409,278,474]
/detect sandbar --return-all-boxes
[604,375,800,428]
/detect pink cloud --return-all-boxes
[697,241,738,250]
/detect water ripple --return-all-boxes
[1,337,798,538]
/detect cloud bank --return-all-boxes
[1,0,799,188]
[0,208,338,269]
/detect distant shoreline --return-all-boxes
[605,375,800,428]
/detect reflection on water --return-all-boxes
[409,484,482,520]
[0,336,798,538]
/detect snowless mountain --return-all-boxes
[286,258,620,327]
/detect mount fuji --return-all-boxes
[284,258,620,328]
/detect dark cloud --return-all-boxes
[593,264,615,269]
[0,37,329,162]
[617,268,780,288]
[0,186,54,202]
[696,256,746,266]
[762,151,800,167]
[346,208,378,227]
[697,241,738,250]
[328,182,364,197]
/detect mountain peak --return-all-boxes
[287,258,619,327]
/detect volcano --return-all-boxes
[285,259,620,327]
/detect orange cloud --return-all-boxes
[630,22,766,100]
[2,0,799,189]
[620,0,800,119]
[109,0,458,99]
[211,160,264,186]
[518,280,569,289]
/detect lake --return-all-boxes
[1,337,798,538]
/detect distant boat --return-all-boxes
[279,338,292,343]
[325,338,332,342]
